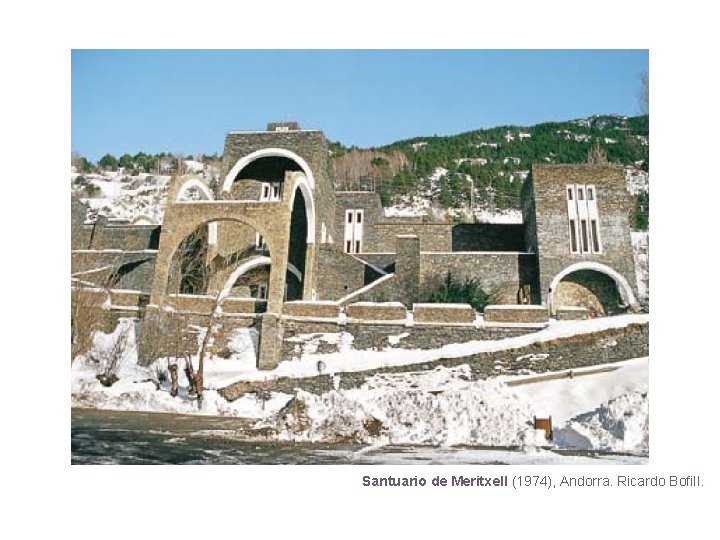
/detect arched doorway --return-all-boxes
[548,262,639,316]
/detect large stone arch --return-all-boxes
[150,209,289,314]
[548,261,639,316]
[222,148,316,192]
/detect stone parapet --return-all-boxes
[413,303,476,324]
[484,304,549,323]
[346,301,407,322]
[283,301,340,319]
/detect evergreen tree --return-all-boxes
[98,153,119,171]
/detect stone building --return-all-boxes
[71,122,641,369]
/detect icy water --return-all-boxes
[71,408,647,465]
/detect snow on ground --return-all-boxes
[285,331,354,356]
[79,174,170,224]
[269,365,548,447]
[383,196,431,217]
[73,163,216,224]
[266,359,648,452]
[631,231,649,304]
[507,357,647,423]
[625,166,649,195]
[555,390,648,453]
[183,160,205,173]
[89,178,126,198]
[471,208,522,224]
[71,317,649,453]
[72,322,290,418]
[507,358,649,453]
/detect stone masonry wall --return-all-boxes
[333,191,384,253]
[314,245,368,300]
[374,221,453,253]
[451,223,526,252]
[221,321,648,399]
[419,252,537,304]
[277,318,537,364]
[71,251,157,292]
[91,224,161,251]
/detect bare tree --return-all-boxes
[87,322,132,387]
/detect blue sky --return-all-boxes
[71,50,648,161]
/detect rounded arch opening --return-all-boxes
[176,177,217,245]
[548,262,638,316]
[176,177,214,202]
[290,175,316,243]
[167,220,273,303]
[222,148,316,192]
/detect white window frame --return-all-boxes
[586,184,602,254]
[259,182,282,201]
[566,184,602,254]
[344,209,364,254]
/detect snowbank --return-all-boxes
[269,366,547,446]
[555,391,649,453]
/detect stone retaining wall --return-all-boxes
[220,321,649,400]
[279,318,538,361]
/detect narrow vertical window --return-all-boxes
[591,220,601,253]
[257,283,268,300]
[578,188,584,201]
[569,220,578,253]
[347,213,353,223]
[345,240,351,253]
[567,188,573,200]
[586,185,601,253]
[580,220,589,252]
[355,240,361,254]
